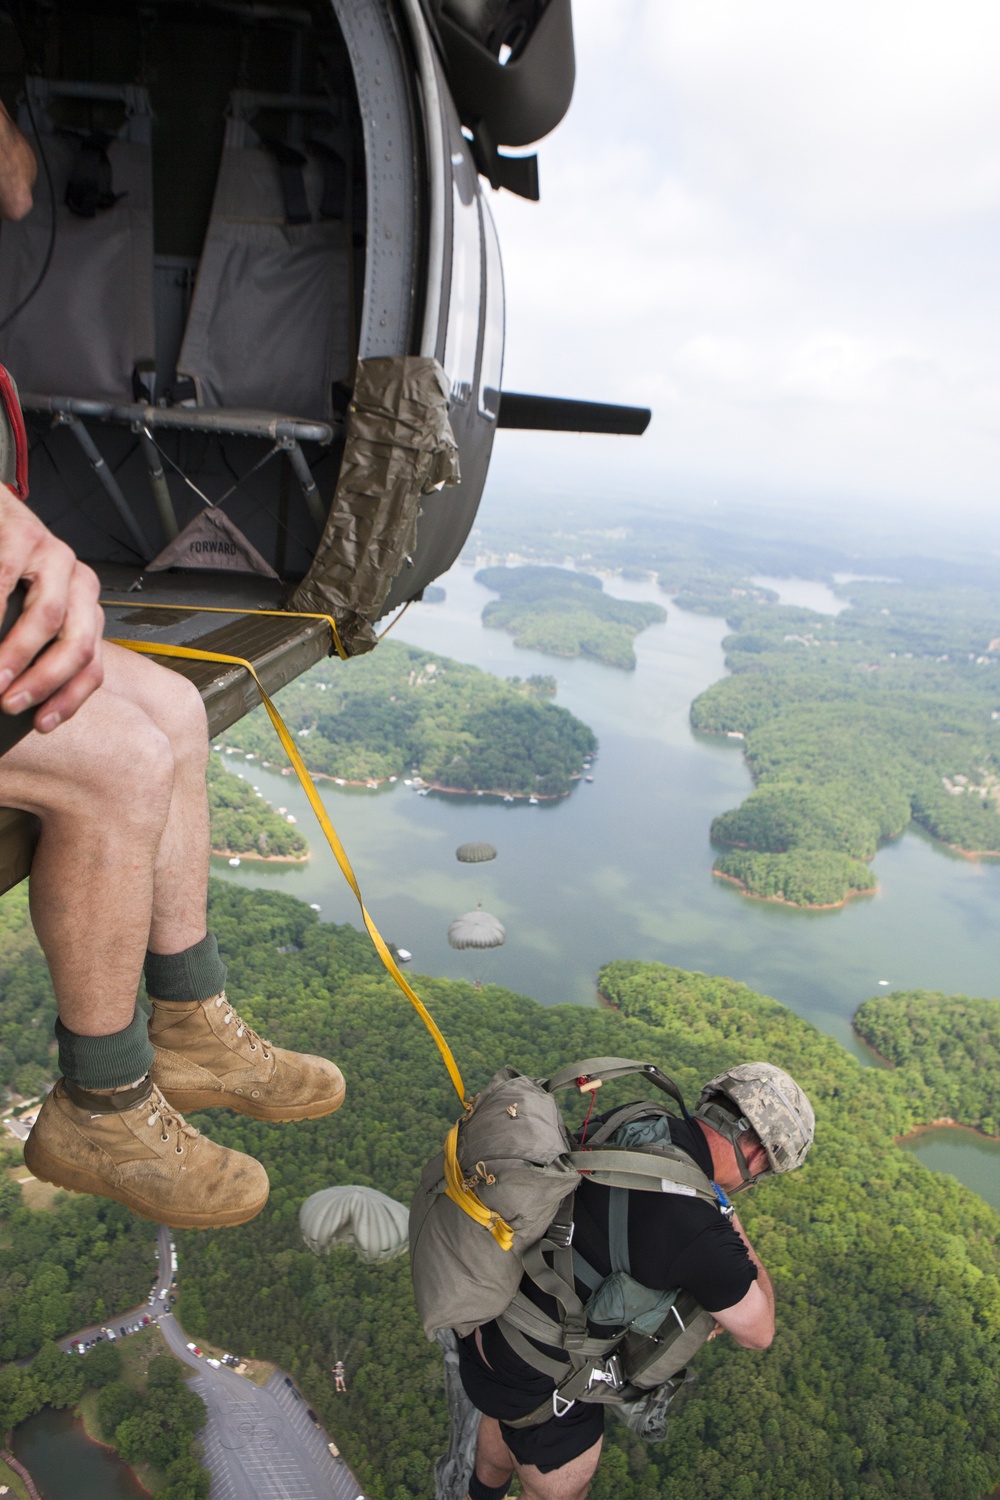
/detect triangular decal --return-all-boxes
[146,508,279,578]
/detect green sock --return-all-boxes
[144,931,227,1005]
[56,1005,154,1090]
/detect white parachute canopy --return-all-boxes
[299,1186,410,1263]
[447,904,506,951]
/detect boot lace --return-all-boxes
[143,1084,201,1154]
[213,994,272,1061]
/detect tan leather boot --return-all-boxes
[23,1078,269,1229]
[148,992,346,1122]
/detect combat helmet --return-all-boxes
[693,1063,815,1186]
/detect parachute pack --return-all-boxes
[409,1057,727,1440]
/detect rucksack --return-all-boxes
[409,1056,729,1438]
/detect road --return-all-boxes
[61,1222,365,1499]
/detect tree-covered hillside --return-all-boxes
[0,883,58,1100]
[152,886,1000,1500]
[476,565,666,670]
[219,640,596,796]
[853,989,1000,1136]
[208,755,309,861]
[690,588,1000,905]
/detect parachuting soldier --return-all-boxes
[0,117,345,1230]
[453,1064,815,1500]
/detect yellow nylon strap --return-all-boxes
[99,600,350,662]
[109,634,469,1108]
[442,1122,515,1251]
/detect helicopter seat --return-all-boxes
[0,78,156,405]
[175,91,352,427]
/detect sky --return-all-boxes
[486,0,1000,526]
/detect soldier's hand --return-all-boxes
[0,487,104,731]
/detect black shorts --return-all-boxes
[456,1332,604,1474]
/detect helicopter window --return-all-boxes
[478,198,504,421]
[443,178,482,405]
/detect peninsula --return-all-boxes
[475,564,665,669]
[208,756,309,862]
[853,988,1000,1137]
[217,640,596,797]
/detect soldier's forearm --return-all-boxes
[731,1212,775,1314]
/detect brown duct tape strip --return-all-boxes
[290,355,460,655]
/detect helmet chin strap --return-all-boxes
[694,1096,771,1192]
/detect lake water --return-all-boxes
[213,563,1000,1193]
[12,1407,148,1500]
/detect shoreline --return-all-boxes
[76,1403,153,1491]
[271,766,572,800]
[211,848,308,863]
[711,867,877,910]
[895,1119,1000,1145]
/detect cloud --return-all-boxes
[486,0,1000,513]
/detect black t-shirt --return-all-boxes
[470,1115,756,1389]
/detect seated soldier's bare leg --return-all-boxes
[96,646,346,1124]
[95,645,210,956]
[0,680,175,1038]
[472,1417,602,1500]
[2,670,268,1227]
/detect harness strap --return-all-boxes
[568,1147,719,1203]
[608,1187,630,1275]
[500,1288,620,1360]
[570,1251,603,1293]
[542,1058,692,1120]
[520,1240,589,1340]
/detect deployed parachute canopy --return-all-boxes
[455,841,497,864]
[447,905,506,951]
[299,1186,409,1264]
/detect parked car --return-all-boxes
[186,1342,197,1352]
[207,1358,221,1368]
[307,1409,319,1425]
[119,1326,126,1336]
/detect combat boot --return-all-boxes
[23,1077,269,1228]
[148,992,346,1122]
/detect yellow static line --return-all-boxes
[110,623,516,1248]
[110,636,467,1106]
[100,601,349,661]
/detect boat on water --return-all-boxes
[503,795,514,803]
[396,949,413,963]
[585,776,595,783]
[528,796,539,805]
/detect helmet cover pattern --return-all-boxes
[697,1063,815,1173]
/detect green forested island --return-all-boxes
[207,755,309,861]
[475,565,666,669]
[2,883,999,1498]
[466,498,1000,906]
[853,989,1000,1136]
[219,639,596,797]
[691,587,1000,905]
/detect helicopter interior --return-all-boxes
[0,0,368,590]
